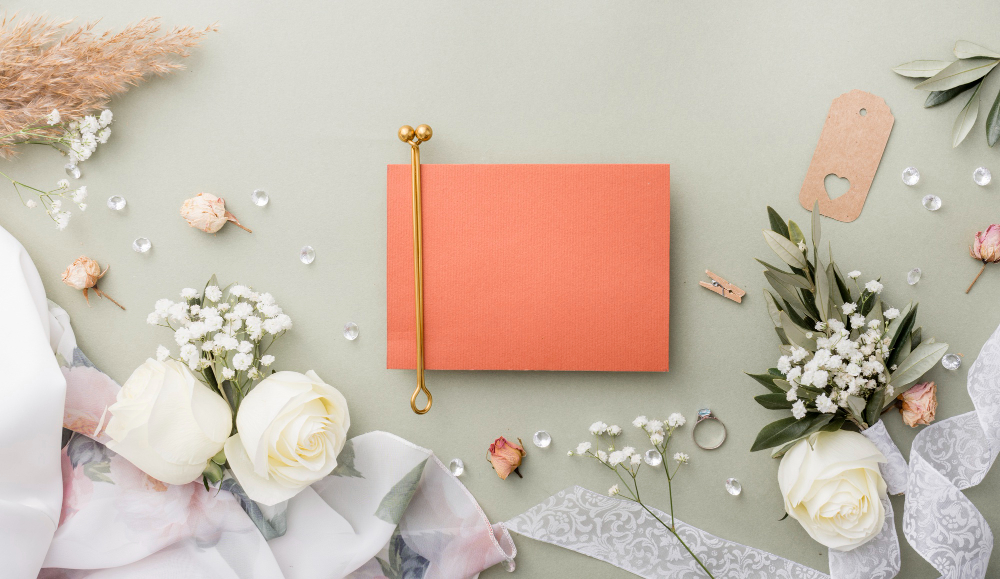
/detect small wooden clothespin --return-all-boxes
[700,270,745,303]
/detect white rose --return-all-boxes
[224,370,349,505]
[778,430,887,551]
[106,359,232,485]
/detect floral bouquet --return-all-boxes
[101,277,350,512]
[747,204,947,551]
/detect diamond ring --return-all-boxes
[692,408,727,450]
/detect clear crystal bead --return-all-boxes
[107,195,126,211]
[725,478,742,496]
[132,237,151,253]
[922,194,941,211]
[901,167,920,186]
[643,449,663,466]
[532,430,551,448]
[907,268,922,285]
[974,167,992,186]
[251,189,269,206]
[65,163,81,179]
[449,458,465,477]
[343,322,359,340]
[942,353,962,371]
[299,246,315,264]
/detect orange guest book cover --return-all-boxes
[387,164,670,372]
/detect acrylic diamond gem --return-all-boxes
[299,245,315,264]
[107,195,126,211]
[644,449,663,466]
[942,354,962,371]
[343,322,359,340]
[449,458,465,477]
[974,167,992,186]
[65,163,81,179]
[922,194,941,211]
[902,167,920,186]
[132,237,151,253]
[725,478,742,496]
[532,430,551,448]
[251,189,269,206]
[907,268,921,285]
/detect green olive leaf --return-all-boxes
[915,57,998,92]
[953,82,983,147]
[987,87,1000,147]
[889,342,949,388]
[763,230,808,269]
[954,40,1000,60]
[892,59,953,78]
[924,81,979,108]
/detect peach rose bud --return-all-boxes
[488,436,525,479]
[968,224,1000,293]
[898,381,937,427]
[61,256,124,310]
[180,193,251,234]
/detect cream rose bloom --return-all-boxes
[106,359,232,485]
[778,430,888,551]
[224,370,350,506]
[180,193,229,233]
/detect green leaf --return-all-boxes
[781,297,810,329]
[330,439,365,478]
[779,311,816,350]
[755,393,794,410]
[955,40,1000,59]
[832,262,853,303]
[788,220,805,245]
[756,259,812,289]
[892,59,953,78]
[987,87,1000,147]
[763,290,783,326]
[915,57,999,91]
[767,206,790,239]
[763,230,808,269]
[375,459,428,524]
[775,326,790,346]
[953,82,984,148]
[813,258,830,322]
[826,263,844,310]
[764,271,807,315]
[925,81,979,108]
[810,201,821,252]
[884,303,913,346]
[746,371,784,394]
[889,342,949,388]
[864,387,885,426]
[847,395,867,417]
[910,327,923,350]
[887,304,918,368]
[751,414,834,452]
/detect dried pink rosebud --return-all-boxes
[180,193,251,234]
[898,381,937,427]
[61,256,124,310]
[971,224,1000,262]
[488,436,525,480]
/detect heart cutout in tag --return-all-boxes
[824,173,851,200]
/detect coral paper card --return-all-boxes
[387,164,670,372]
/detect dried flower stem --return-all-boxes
[92,287,125,310]
[967,263,987,294]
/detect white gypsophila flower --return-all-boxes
[608,451,626,466]
[777,355,792,374]
[596,450,608,462]
[632,415,648,428]
[883,308,900,320]
[181,288,199,300]
[248,367,261,379]
[25,199,36,209]
[607,424,622,436]
[667,412,686,428]
[650,432,664,445]
[201,341,215,352]
[80,115,99,134]
[57,179,70,190]
[260,304,282,318]
[792,400,807,419]
[868,319,881,329]
[260,354,275,366]
[233,302,254,319]
[99,109,113,127]
[816,394,838,414]
[576,442,591,454]
[174,328,191,346]
[55,212,71,230]
[257,292,275,306]
[786,367,802,383]
[673,452,689,464]
[848,270,861,279]
[621,446,635,457]
[815,321,827,331]
[77,203,87,211]
[190,305,201,316]
[232,353,253,371]
[589,421,608,435]
[786,386,798,402]
[842,302,857,315]
[96,127,111,144]
[46,109,60,125]
[218,303,230,312]
[156,345,170,361]
[154,299,172,314]
[146,312,162,325]
[230,285,249,298]
[205,286,223,302]
[245,316,263,340]
[81,132,97,150]
[222,367,235,380]
[645,419,664,433]
[631,454,641,466]
[791,346,808,362]
[797,241,807,251]
[237,341,253,354]
[262,318,283,335]
[865,280,883,294]
[850,314,866,328]
[609,484,620,496]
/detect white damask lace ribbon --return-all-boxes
[506,324,1000,578]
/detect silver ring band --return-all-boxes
[692,409,727,450]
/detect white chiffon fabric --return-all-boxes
[0,227,515,579]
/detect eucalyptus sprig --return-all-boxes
[893,40,1000,147]
[747,203,947,456]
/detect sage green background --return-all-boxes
[5,1,1000,577]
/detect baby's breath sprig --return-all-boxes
[569,415,713,579]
